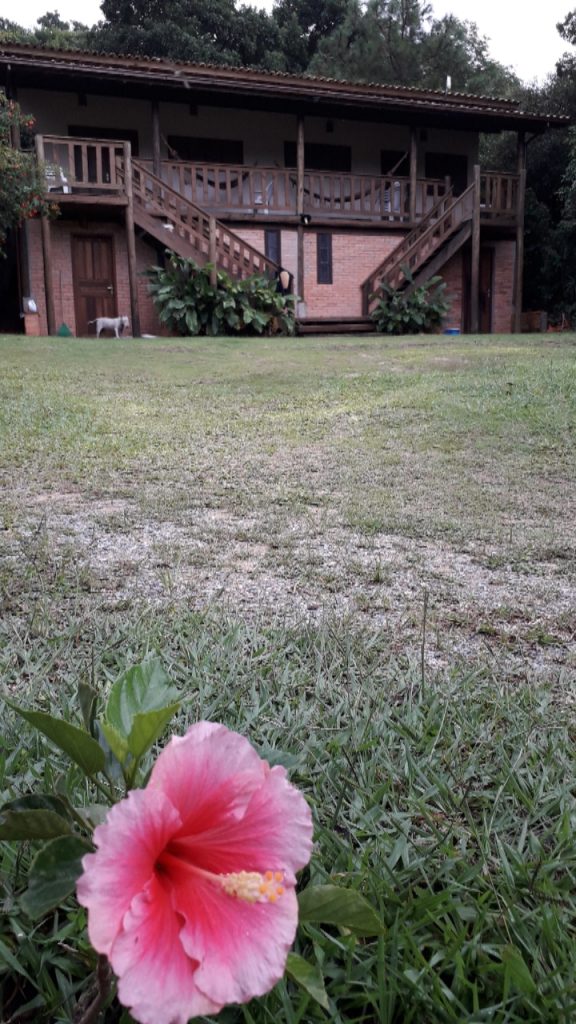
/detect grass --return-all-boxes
[0,331,575,1022]
[2,613,576,1022]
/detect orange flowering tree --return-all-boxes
[0,91,55,254]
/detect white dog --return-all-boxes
[89,315,130,338]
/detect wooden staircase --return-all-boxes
[121,159,278,280]
[361,182,476,314]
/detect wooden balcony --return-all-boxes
[37,135,521,226]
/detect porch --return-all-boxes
[38,135,521,228]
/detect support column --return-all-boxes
[36,134,56,335]
[409,126,418,223]
[296,115,305,304]
[470,163,481,334]
[514,132,527,333]
[209,216,217,286]
[296,115,305,217]
[152,100,161,179]
[123,140,141,338]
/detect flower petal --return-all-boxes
[76,788,181,956]
[149,722,268,835]
[112,873,220,1024]
[172,762,314,881]
[173,871,299,1007]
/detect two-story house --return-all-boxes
[0,43,567,337]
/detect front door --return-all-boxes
[479,248,494,334]
[72,235,116,336]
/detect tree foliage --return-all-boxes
[0,93,56,256]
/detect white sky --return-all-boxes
[2,0,572,84]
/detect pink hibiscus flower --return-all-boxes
[77,722,313,1024]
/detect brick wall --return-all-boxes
[302,232,399,318]
[26,218,163,337]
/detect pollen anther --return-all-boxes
[219,870,285,904]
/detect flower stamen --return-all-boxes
[220,870,285,904]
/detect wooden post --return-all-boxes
[296,115,305,217]
[297,224,305,305]
[123,140,141,338]
[152,100,161,179]
[470,163,481,334]
[209,216,217,286]
[36,134,56,335]
[409,126,418,223]
[514,132,527,334]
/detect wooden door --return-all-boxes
[479,248,494,334]
[72,235,116,336]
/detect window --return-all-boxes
[317,233,333,285]
[284,142,351,172]
[380,150,409,176]
[424,153,468,195]
[264,229,281,266]
[166,136,244,163]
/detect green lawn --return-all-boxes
[1,332,576,1022]
[1,332,574,675]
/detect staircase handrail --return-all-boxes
[120,159,278,279]
[361,182,476,313]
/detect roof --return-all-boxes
[0,42,569,132]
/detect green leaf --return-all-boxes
[298,885,384,936]
[20,836,92,918]
[286,952,329,1010]
[0,793,73,839]
[100,720,129,765]
[128,703,181,761]
[77,681,98,734]
[103,659,180,765]
[4,700,106,777]
[0,935,36,984]
[502,944,536,994]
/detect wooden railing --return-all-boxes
[361,183,477,313]
[126,160,278,279]
[142,159,449,222]
[38,135,125,192]
[480,172,519,219]
[146,161,296,214]
[37,137,521,226]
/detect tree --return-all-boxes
[0,93,56,256]
[309,0,517,93]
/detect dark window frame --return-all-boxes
[284,142,352,173]
[264,228,281,266]
[166,136,244,163]
[317,232,333,285]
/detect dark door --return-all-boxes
[479,248,494,333]
[72,235,116,336]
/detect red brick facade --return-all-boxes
[26,218,162,337]
[26,218,516,337]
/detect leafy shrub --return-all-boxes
[0,92,58,256]
[146,254,297,336]
[370,268,450,334]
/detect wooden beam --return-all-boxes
[152,100,161,178]
[123,140,141,338]
[470,163,481,334]
[209,216,217,285]
[513,132,527,333]
[409,126,418,223]
[297,223,305,306]
[35,134,56,334]
[296,115,305,218]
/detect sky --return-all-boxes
[2,0,573,84]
